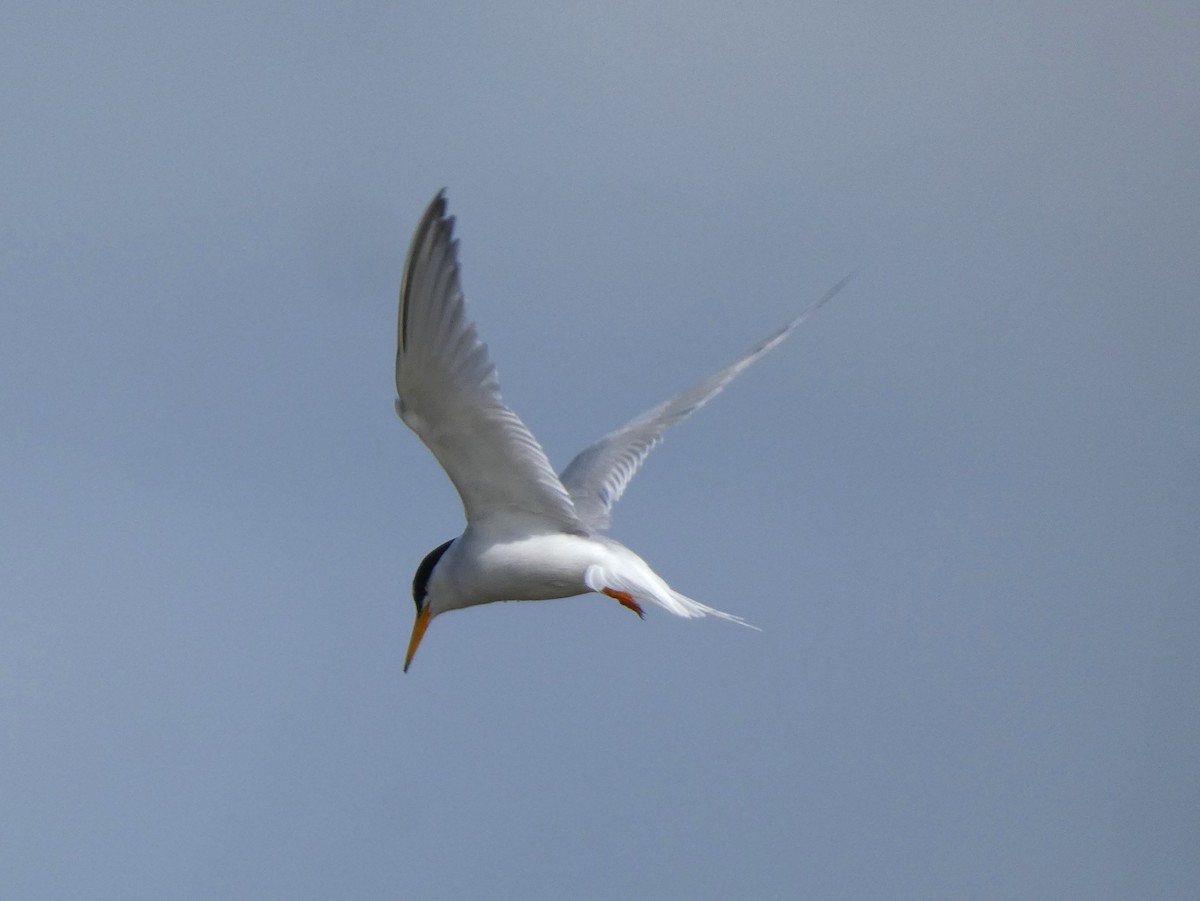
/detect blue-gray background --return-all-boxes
[3,3,1197,899]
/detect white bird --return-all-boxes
[397,191,848,671]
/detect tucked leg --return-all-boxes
[602,587,645,618]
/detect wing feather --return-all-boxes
[560,274,852,530]
[395,192,580,528]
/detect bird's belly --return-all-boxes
[457,532,600,603]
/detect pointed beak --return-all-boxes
[404,606,432,672]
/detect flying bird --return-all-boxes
[396,191,847,670]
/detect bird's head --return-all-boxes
[404,538,454,672]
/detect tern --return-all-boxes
[397,191,847,670]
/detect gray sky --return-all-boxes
[3,3,1197,899]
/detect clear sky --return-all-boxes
[2,3,1197,899]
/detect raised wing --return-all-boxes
[395,192,580,528]
[560,274,852,531]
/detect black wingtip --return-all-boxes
[399,191,455,354]
[807,269,857,318]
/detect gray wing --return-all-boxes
[395,191,580,528]
[559,274,852,531]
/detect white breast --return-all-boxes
[431,520,613,612]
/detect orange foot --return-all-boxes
[602,587,645,618]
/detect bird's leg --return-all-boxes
[602,587,645,618]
